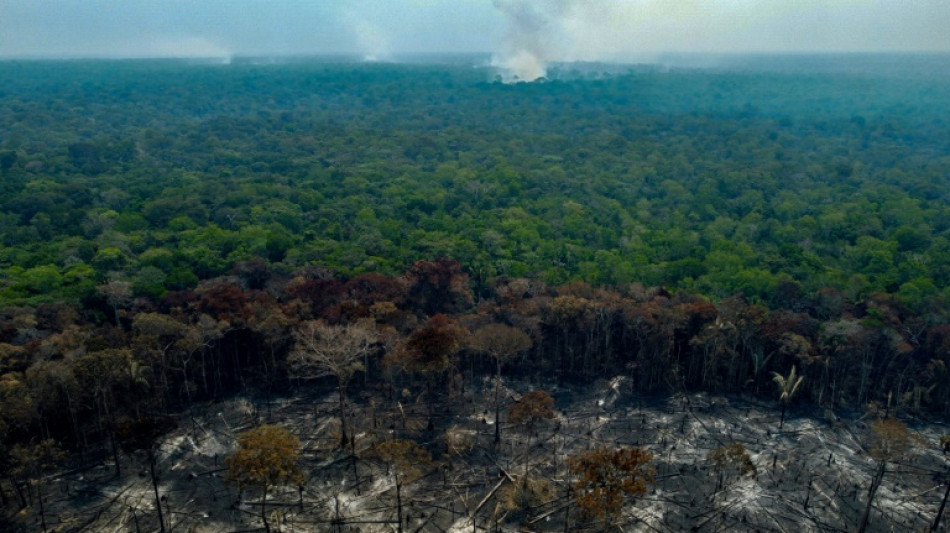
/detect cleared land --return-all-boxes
[10,377,950,532]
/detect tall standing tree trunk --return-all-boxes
[214,345,224,399]
[62,386,81,452]
[932,480,950,532]
[425,377,437,431]
[350,450,361,496]
[779,402,787,431]
[562,491,571,533]
[11,477,26,509]
[395,478,403,533]
[181,361,193,404]
[338,384,348,449]
[857,460,886,533]
[37,483,47,533]
[110,428,122,477]
[148,451,166,533]
[493,362,502,446]
[524,430,532,481]
[261,485,269,533]
[232,343,246,393]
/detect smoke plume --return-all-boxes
[491,0,572,82]
[491,0,637,82]
[490,0,950,82]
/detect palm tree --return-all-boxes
[772,366,804,431]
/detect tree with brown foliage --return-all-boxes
[246,295,294,402]
[285,277,345,321]
[197,281,250,323]
[226,425,304,533]
[568,447,655,526]
[858,418,915,533]
[404,258,472,316]
[391,314,465,429]
[508,390,555,436]
[400,314,462,374]
[707,442,756,492]
[372,438,432,533]
[0,372,36,437]
[497,475,555,520]
[388,314,462,398]
[289,319,376,449]
[509,391,554,458]
[470,323,532,445]
[344,272,407,308]
[0,343,28,373]
[507,389,555,506]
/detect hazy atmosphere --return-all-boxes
[2,0,949,62]
[5,2,950,533]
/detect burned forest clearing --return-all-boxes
[14,377,950,533]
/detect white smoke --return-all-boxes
[489,0,950,82]
[490,0,641,82]
[341,8,392,62]
[491,0,571,82]
[488,0,836,82]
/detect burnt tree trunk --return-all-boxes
[338,384,348,448]
[148,450,166,533]
[932,480,950,532]
[261,485,269,533]
[857,460,886,533]
[37,483,47,533]
[395,478,404,533]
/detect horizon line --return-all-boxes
[2,50,950,62]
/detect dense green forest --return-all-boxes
[2,55,950,530]
[2,56,950,307]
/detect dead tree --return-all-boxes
[289,319,376,449]
[372,438,432,533]
[707,442,756,493]
[117,416,177,533]
[470,323,532,446]
[857,418,914,533]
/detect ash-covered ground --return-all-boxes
[10,377,950,532]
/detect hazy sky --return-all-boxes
[1,0,948,60]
